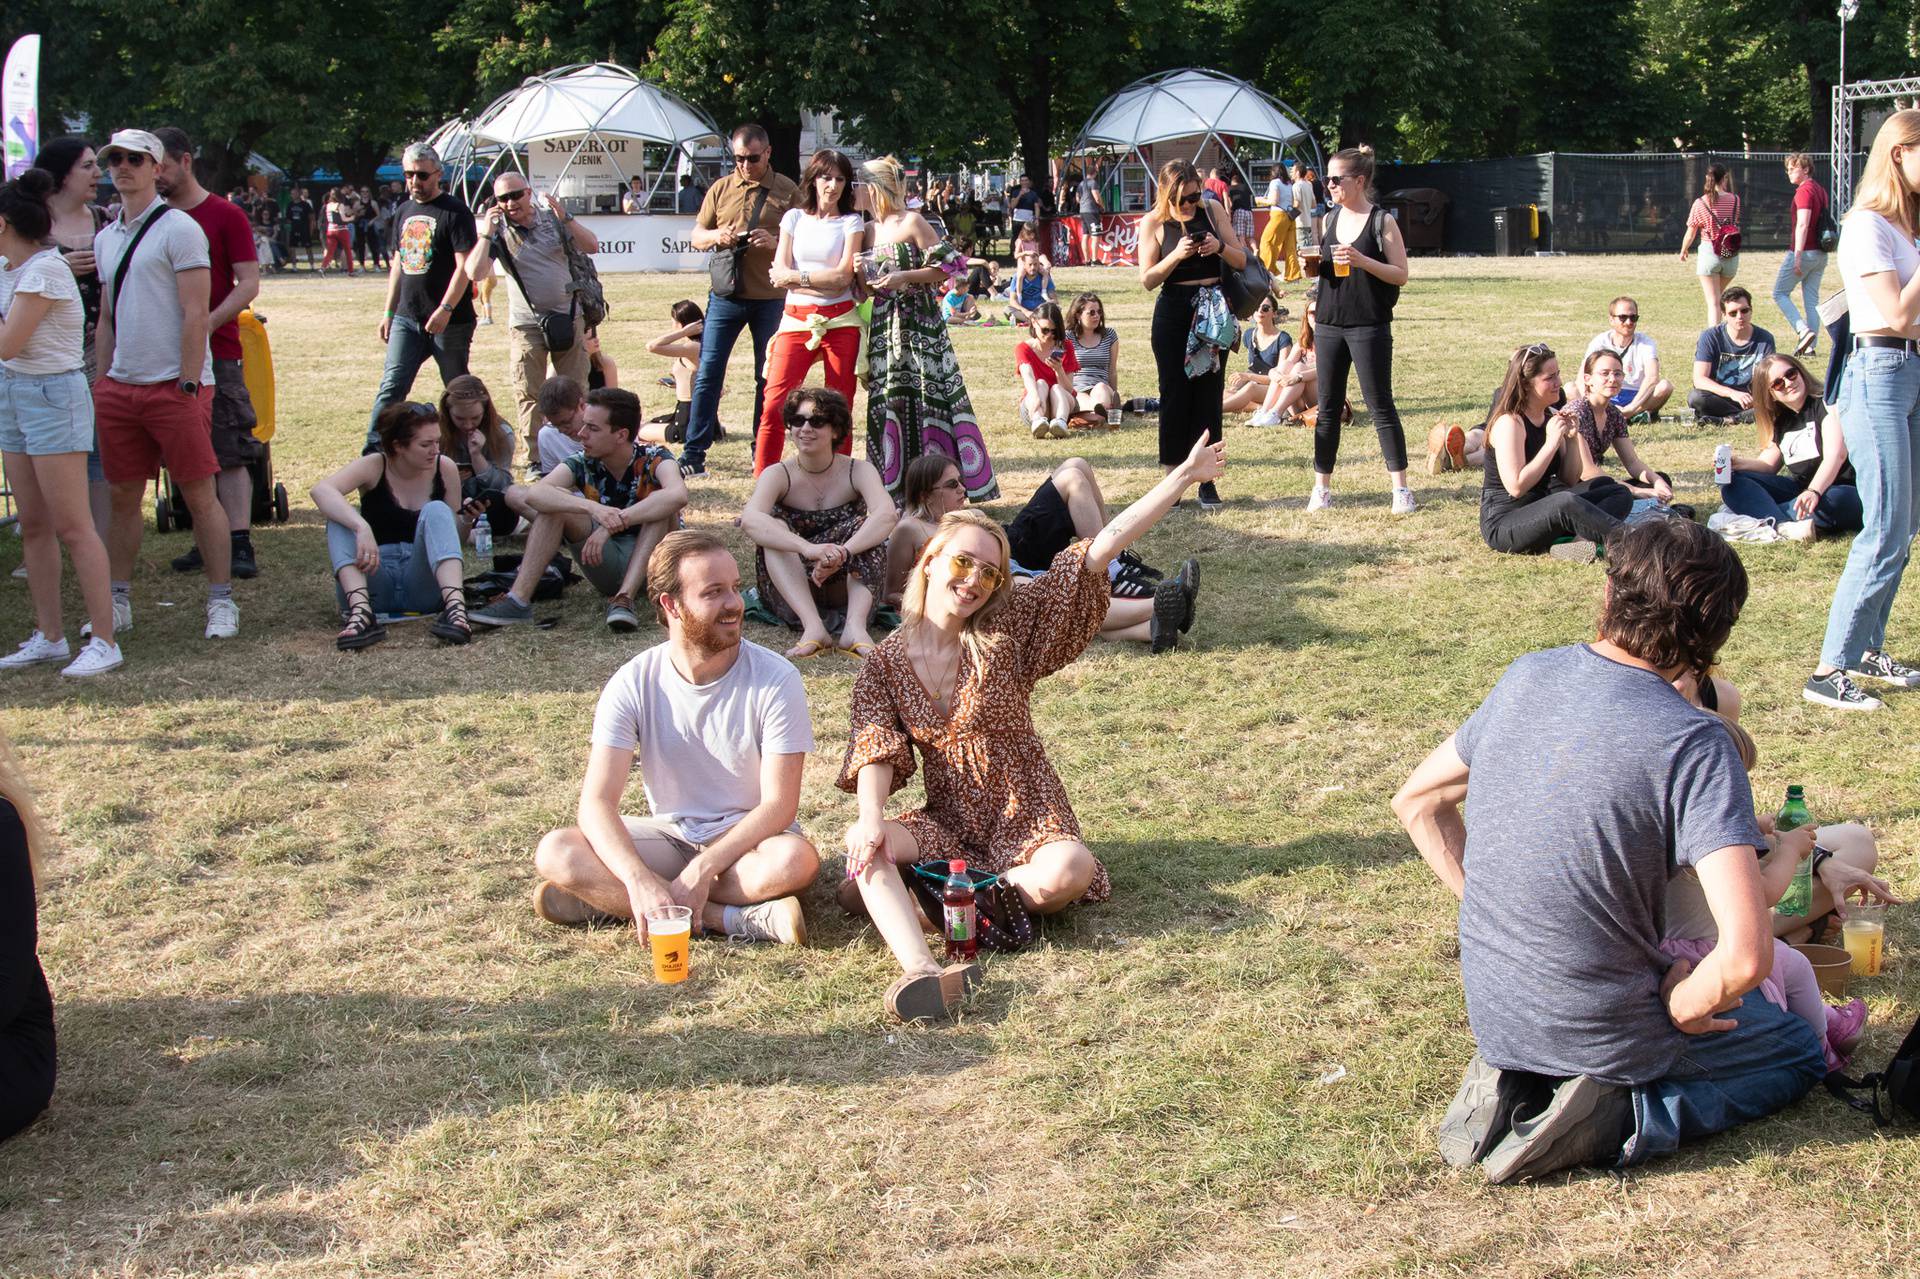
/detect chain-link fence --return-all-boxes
[1375,151,1866,255]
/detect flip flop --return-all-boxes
[839,641,878,661]
[785,638,833,661]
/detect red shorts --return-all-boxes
[96,377,218,486]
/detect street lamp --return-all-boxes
[1839,0,1858,100]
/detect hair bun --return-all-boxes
[15,167,54,200]
[1356,144,1375,158]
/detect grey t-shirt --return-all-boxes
[1453,644,1764,1087]
[497,208,574,326]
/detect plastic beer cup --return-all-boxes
[1842,904,1886,977]
[1300,246,1321,277]
[647,905,693,983]
[1333,248,1351,278]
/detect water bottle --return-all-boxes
[471,516,493,567]
[943,859,978,962]
[1775,784,1814,917]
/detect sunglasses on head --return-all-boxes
[497,189,528,203]
[1769,367,1803,391]
[103,151,149,168]
[942,550,1005,591]
[1524,342,1554,359]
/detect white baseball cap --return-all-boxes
[99,129,165,163]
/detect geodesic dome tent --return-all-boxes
[457,62,723,210]
[1066,68,1320,208]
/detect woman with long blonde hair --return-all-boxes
[1805,109,1920,711]
[0,729,57,1141]
[839,433,1225,1022]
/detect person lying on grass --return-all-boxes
[311,401,477,649]
[739,387,896,661]
[885,453,1199,653]
[532,528,818,945]
[839,433,1225,1023]
[470,387,686,635]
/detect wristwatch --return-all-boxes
[178,379,200,396]
[1810,845,1833,878]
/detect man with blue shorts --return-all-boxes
[1583,295,1672,423]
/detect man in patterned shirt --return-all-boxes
[472,387,688,632]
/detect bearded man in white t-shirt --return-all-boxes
[533,529,821,944]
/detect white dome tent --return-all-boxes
[1066,68,1320,209]
[457,62,723,212]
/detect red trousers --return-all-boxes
[754,299,860,474]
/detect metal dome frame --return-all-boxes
[450,62,723,209]
[1065,67,1322,204]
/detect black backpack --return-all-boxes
[1827,1012,1920,1127]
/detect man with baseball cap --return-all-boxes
[92,127,239,640]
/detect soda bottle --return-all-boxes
[1775,784,1814,917]
[943,859,978,962]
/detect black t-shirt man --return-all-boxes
[286,196,314,240]
[392,191,478,325]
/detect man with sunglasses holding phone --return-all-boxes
[1689,286,1776,423]
[92,128,239,640]
[1583,295,1673,424]
[364,142,478,449]
[681,124,798,478]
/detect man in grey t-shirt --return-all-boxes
[464,172,601,446]
[1395,519,1825,1180]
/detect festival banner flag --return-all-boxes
[3,34,41,180]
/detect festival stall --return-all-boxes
[448,62,724,272]
[1052,68,1320,266]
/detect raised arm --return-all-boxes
[1086,433,1226,576]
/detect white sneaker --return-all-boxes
[205,596,241,639]
[1306,485,1334,513]
[1248,409,1281,427]
[81,595,134,640]
[0,631,70,670]
[733,896,808,945]
[1391,486,1418,515]
[1050,418,1072,439]
[1779,518,1816,542]
[1029,419,1051,440]
[1794,327,1818,356]
[60,636,123,678]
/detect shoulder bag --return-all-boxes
[491,218,576,353]
[108,205,171,316]
[708,184,772,299]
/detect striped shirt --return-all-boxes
[1069,328,1116,391]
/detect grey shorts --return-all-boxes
[568,528,639,598]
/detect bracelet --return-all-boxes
[435,302,451,314]
[1811,486,1827,500]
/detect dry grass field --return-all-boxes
[0,254,1914,1277]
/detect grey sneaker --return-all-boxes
[605,597,642,633]
[733,896,807,945]
[1479,1074,1632,1184]
[1804,669,1884,711]
[1438,1054,1528,1169]
[1847,649,1920,689]
[1548,538,1600,564]
[81,595,133,640]
[471,595,534,627]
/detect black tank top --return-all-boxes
[1481,408,1552,502]
[1159,217,1217,286]
[361,457,446,545]
[1317,205,1400,327]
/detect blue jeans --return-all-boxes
[1820,346,1920,670]
[1721,469,1864,533]
[363,315,476,451]
[326,501,462,616]
[1772,249,1828,336]
[683,293,784,467]
[1621,989,1826,1166]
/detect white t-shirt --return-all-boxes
[1839,208,1920,334]
[1265,178,1292,213]
[93,201,214,385]
[589,640,814,846]
[1585,331,1659,391]
[537,423,583,475]
[0,248,85,376]
[779,208,863,304]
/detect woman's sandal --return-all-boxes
[336,587,388,651]
[786,638,832,661]
[839,640,878,661]
[430,587,472,645]
[884,962,982,1023]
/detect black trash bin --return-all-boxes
[1492,206,1534,256]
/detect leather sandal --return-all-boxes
[430,586,472,645]
[336,586,387,651]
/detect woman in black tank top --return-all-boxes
[1479,344,1625,559]
[1304,145,1415,515]
[1139,158,1247,511]
[311,402,475,650]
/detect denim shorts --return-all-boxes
[1696,244,1738,279]
[0,368,94,456]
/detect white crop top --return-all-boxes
[779,208,864,303]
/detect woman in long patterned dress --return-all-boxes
[860,155,999,502]
[840,433,1226,1022]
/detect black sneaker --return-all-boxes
[678,456,707,478]
[1803,669,1884,711]
[1175,558,1199,632]
[1149,578,1184,654]
[230,539,259,580]
[171,544,204,573]
[1117,549,1162,580]
[1110,565,1157,600]
[1195,481,1224,512]
[1847,649,1920,689]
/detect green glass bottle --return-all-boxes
[1775,784,1814,917]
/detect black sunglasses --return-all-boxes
[1177,192,1203,206]
[403,169,436,180]
[104,152,149,168]
[1723,306,1752,317]
[1326,173,1356,185]
[497,189,529,203]
[733,152,765,165]
[788,411,828,427]
[1612,312,1639,321]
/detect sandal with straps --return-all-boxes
[430,586,472,645]
[336,587,387,651]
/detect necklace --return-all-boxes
[797,454,835,475]
[910,632,963,708]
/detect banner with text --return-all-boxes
[576,215,705,272]
[3,35,40,181]
[528,136,635,202]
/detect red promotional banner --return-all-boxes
[1039,210,1273,268]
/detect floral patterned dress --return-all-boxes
[838,541,1112,902]
[754,495,889,629]
[866,239,1000,501]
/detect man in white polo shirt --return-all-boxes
[92,128,237,640]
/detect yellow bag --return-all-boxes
[238,309,276,442]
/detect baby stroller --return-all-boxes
[154,308,289,532]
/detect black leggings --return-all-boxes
[1481,481,1629,554]
[1152,285,1225,466]
[1314,322,1407,473]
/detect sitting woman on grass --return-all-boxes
[1248,294,1320,426]
[1479,344,1629,562]
[311,401,475,649]
[439,374,522,540]
[1560,348,1675,507]
[643,298,706,445]
[740,387,897,661]
[883,454,1198,652]
[840,433,1226,1023]
[1718,353,1862,542]
[1014,303,1078,440]
[1065,292,1121,420]
[1223,293,1292,415]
